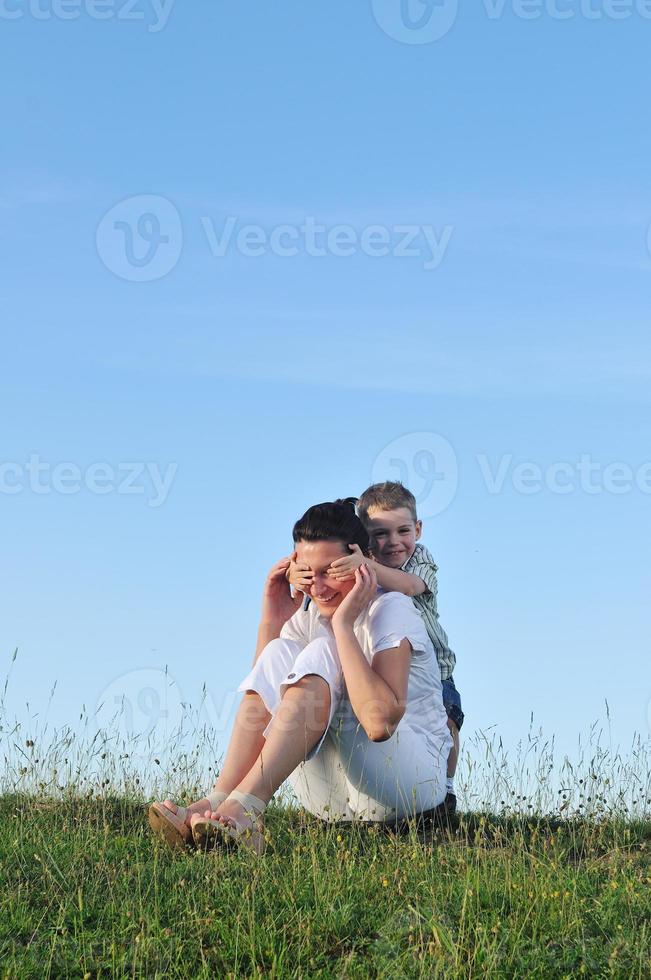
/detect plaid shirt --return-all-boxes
[402,543,456,681]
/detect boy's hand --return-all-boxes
[287,554,314,594]
[328,543,367,581]
[332,563,378,629]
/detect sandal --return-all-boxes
[148,791,228,851]
[191,790,267,856]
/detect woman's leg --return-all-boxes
[334,723,452,822]
[212,690,272,795]
[160,692,272,824]
[286,728,358,823]
[197,635,343,835]
[210,673,331,827]
[166,690,271,811]
[160,638,305,826]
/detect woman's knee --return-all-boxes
[280,673,331,728]
[236,638,304,718]
[259,637,302,665]
[301,635,340,665]
[248,638,303,685]
[291,639,342,696]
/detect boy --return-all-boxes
[290,481,462,816]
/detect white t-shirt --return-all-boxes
[280,589,449,740]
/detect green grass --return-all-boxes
[2,654,650,977]
[2,794,650,979]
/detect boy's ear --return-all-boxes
[415,520,422,540]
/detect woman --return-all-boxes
[149,499,452,854]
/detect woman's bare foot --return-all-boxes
[191,796,267,854]
[149,790,230,851]
[161,796,227,829]
[203,797,263,833]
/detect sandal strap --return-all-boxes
[166,802,187,822]
[226,790,267,817]
[206,790,228,810]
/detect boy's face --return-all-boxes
[365,506,422,568]
[294,540,358,619]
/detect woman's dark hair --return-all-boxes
[292,498,370,554]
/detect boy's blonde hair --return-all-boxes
[357,481,418,525]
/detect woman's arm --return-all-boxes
[254,621,281,662]
[332,624,410,741]
[253,557,303,665]
[331,565,410,741]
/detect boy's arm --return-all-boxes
[367,560,427,597]
[328,544,429,598]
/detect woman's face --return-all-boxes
[294,539,358,619]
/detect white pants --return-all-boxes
[236,637,450,823]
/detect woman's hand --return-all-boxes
[262,556,303,628]
[327,543,367,582]
[332,563,378,630]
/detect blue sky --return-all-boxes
[1,1,650,775]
